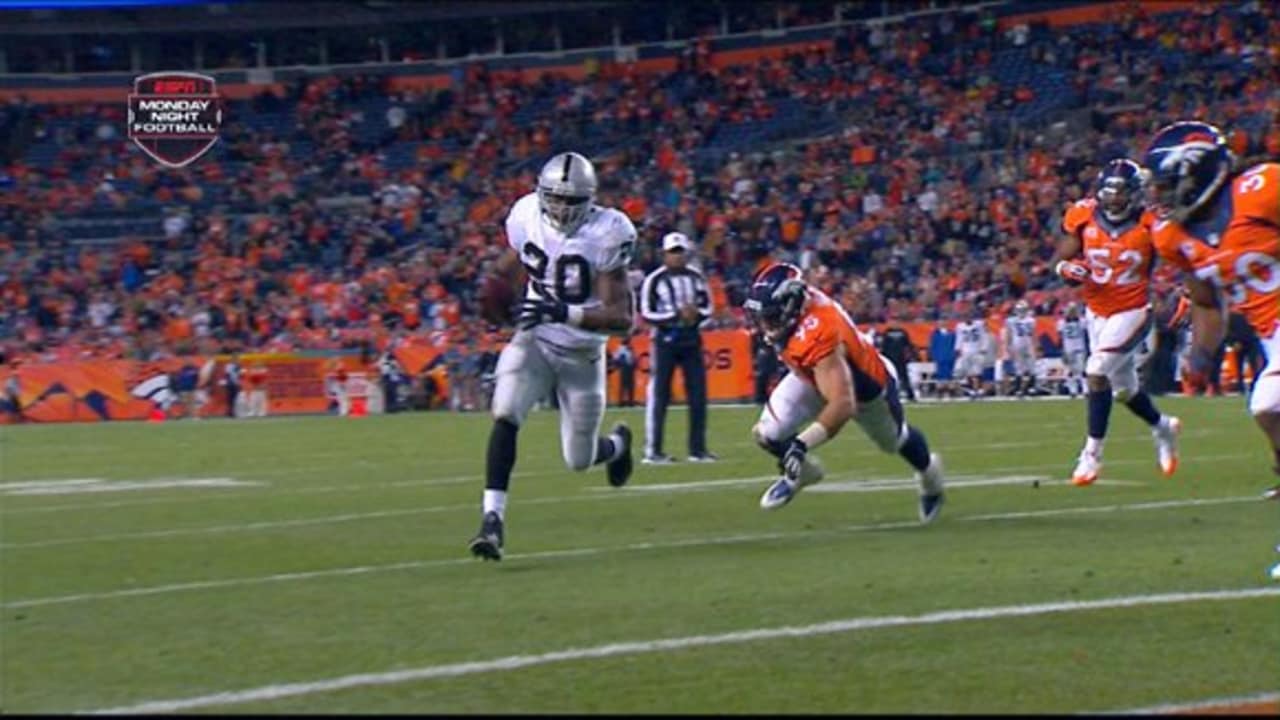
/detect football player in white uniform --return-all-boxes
[1002,300,1038,397]
[1057,302,1088,397]
[955,309,989,399]
[469,152,636,561]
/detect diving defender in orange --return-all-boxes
[1050,158,1181,486]
[1142,121,1280,502]
[743,263,946,522]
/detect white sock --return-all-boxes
[606,432,625,463]
[483,489,507,520]
[1084,436,1104,457]
[1155,415,1171,433]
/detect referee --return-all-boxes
[640,232,716,463]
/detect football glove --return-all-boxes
[518,298,568,330]
[1055,260,1089,284]
[781,438,808,482]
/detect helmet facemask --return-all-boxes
[538,185,592,234]
[1097,179,1136,223]
[745,280,806,349]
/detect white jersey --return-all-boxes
[1005,315,1036,351]
[956,320,988,356]
[506,192,637,350]
[1058,317,1087,355]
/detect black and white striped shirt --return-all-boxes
[640,265,713,343]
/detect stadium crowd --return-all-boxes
[1,0,1278,391]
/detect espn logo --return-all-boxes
[152,79,200,94]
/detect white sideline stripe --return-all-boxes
[0,478,102,489]
[0,471,543,516]
[1,478,260,496]
[618,474,1141,494]
[0,444,1244,546]
[1103,690,1280,715]
[85,587,1280,715]
[1,420,1234,514]
[3,495,1258,609]
[962,496,1253,522]
[0,471,1126,549]
[0,489,633,550]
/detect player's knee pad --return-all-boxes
[1086,349,1129,378]
[1249,373,1280,417]
[489,393,527,427]
[1108,363,1139,402]
[856,397,903,454]
[560,396,604,472]
[562,440,595,471]
[752,421,775,448]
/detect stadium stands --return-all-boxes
[0,0,1277,381]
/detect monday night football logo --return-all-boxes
[127,71,223,168]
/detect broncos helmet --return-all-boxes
[1140,121,1234,224]
[537,151,597,234]
[744,263,808,349]
[1094,158,1145,223]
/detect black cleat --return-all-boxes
[468,511,504,561]
[607,422,633,488]
[919,492,945,524]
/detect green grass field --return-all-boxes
[2,396,1277,714]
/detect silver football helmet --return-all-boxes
[537,152,597,234]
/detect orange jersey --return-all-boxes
[1061,199,1156,317]
[1152,163,1280,337]
[779,287,889,402]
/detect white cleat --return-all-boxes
[916,453,945,524]
[758,456,825,510]
[1071,450,1101,487]
[1154,416,1181,478]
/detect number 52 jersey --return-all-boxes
[1152,163,1280,339]
[1061,198,1156,318]
[505,192,637,350]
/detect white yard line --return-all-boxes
[3,495,1259,609]
[1102,690,1280,715]
[84,586,1280,715]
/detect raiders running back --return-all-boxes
[469,152,637,561]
